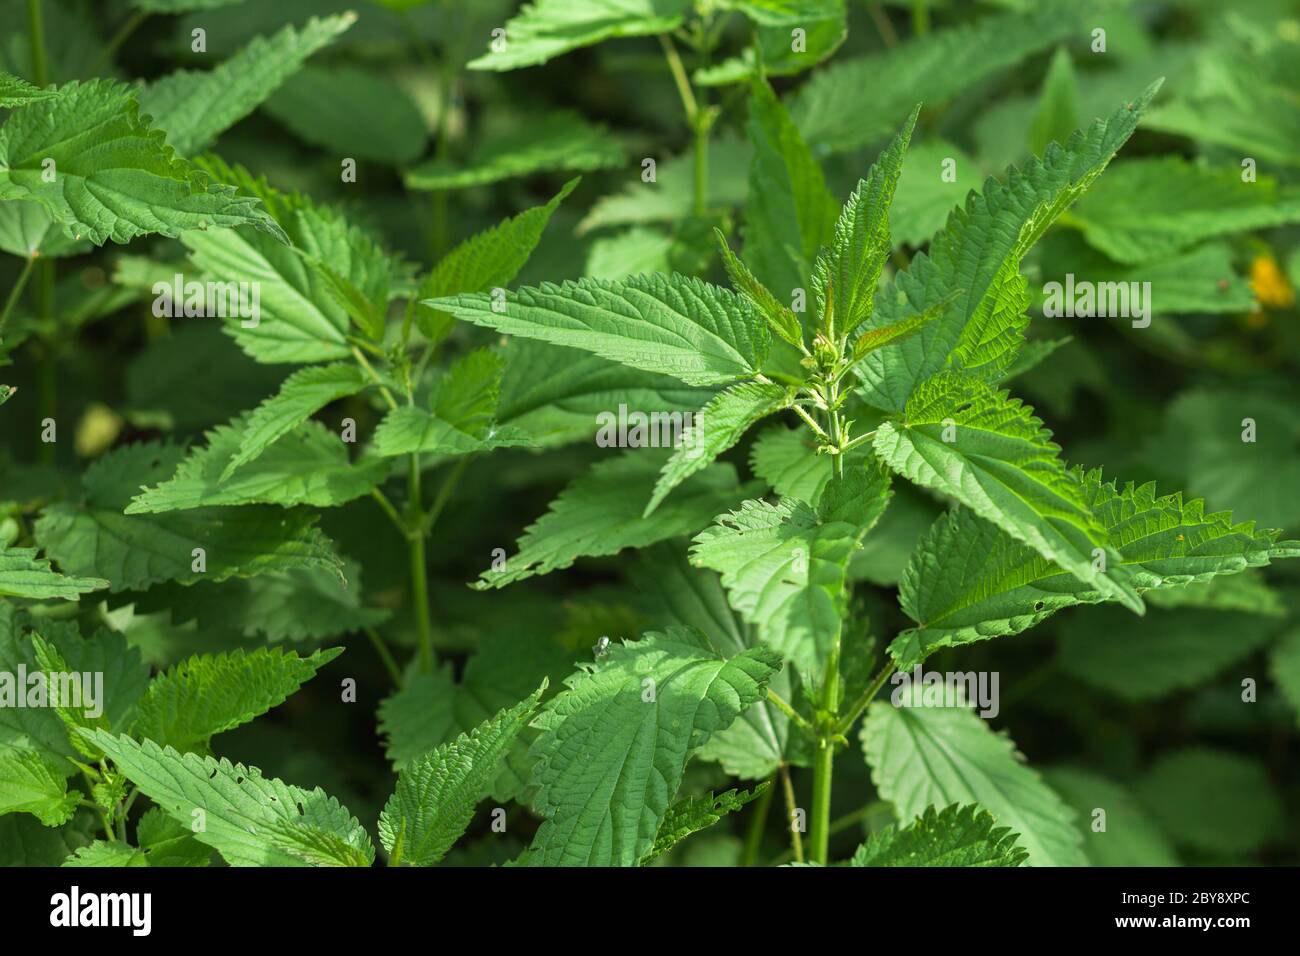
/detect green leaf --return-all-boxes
[179,159,372,364]
[862,699,1085,866]
[427,272,771,387]
[0,812,93,865]
[378,631,577,802]
[0,616,150,766]
[520,627,782,866]
[133,646,342,754]
[135,807,212,866]
[372,407,532,458]
[0,199,87,258]
[1068,157,1300,265]
[478,450,758,588]
[749,424,869,506]
[262,63,426,164]
[743,77,838,296]
[695,10,845,86]
[62,841,148,867]
[497,340,710,448]
[467,0,692,71]
[0,750,79,826]
[1271,628,1300,729]
[1135,748,1283,856]
[217,363,369,479]
[0,79,283,246]
[140,559,388,645]
[1146,388,1300,531]
[137,14,355,156]
[643,783,770,864]
[126,418,389,513]
[1058,606,1278,701]
[379,684,544,866]
[416,180,577,341]
[404,112,621,190]
[34,442,343,592]
[1035,234,1256,318]
[813,107,917,337]
[646,380,795,516]
[850,803,1028,867]
[856,84,1159,412]
[0,546,108,600]
[632,544,801,779]
[792,0,1097,152]
[888,140,982,248]
[85,731,374,867]
[1144,34,1300,169]
[28,635,109,760]
[891,470,1297,669]
[0,70,55,108]
[873,372,1142,615]
[716,230,803,348]
[1042,767,1178,867]
[691,466,891,674]
[1028,47,1079,157]
[578,136,750,233]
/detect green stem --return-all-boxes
[27,0,48,86]
[912,0,930,36]
[407,454,433,672]
[659,34,709,217]
[87,10,148,77]
[0,256,35,335]
[766,688,814,736]
[741,774,776,867]
[692,120,709,218]
[36,265,55,466]
[809,645,839,864]
[370,488,406,535]
[836,661,896,737]
[777,763,804,863]
[365,627,404,687]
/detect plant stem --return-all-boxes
[370,487,406,535]
[741,774,776,867]
[659,34,709,216]
[766,687,814,736]
[836,661,897,736]
[777,763,804,863]
[0,256,35,335]
[27,0,48,86]
[36,262,55,465]
[365,627,404,687]
[407,453,433,672]
[350,345,398,409]
[867,2,899,48]
[809,642,839,864]
[87,10,147,77]
[912,0,930,36]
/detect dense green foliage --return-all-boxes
[1,0,1298,868]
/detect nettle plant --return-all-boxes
[1,0,1296,871]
